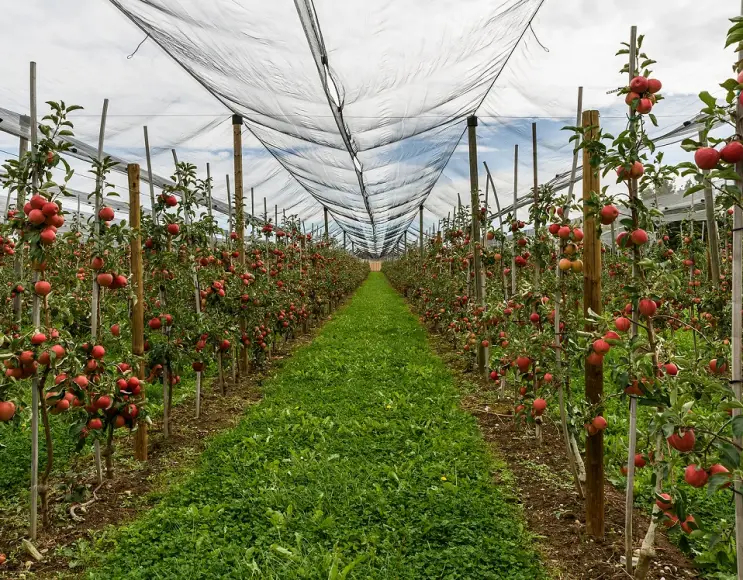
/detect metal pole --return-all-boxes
[143,126,157,225]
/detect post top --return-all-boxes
[232,114,243,125]
[467,115,478,127]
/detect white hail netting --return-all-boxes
[0,0,735,255]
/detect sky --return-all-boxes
[0,0,737,255]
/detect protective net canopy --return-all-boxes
[0,1,735,256]
[108,0,543,256]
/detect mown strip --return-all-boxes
[87,273,545,579]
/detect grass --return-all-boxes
[85,273,545,579]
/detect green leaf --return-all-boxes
[699,91,717,109]
[683,183,705,197]
[732,415,743,438]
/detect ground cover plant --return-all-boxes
[83,274,545,579]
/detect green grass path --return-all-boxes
[89,273,545,579]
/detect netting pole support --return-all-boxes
[467,115,486,376]
[129,164,147,461]
[324,207,329,240]
[582,109,604,539]
[232,114,249,375]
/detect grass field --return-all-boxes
[85,273,545,579]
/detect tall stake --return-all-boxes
[532,122,540,287]
[582,109,604,539]
[556,87,585,499]
[12,115,29,325]
[129,165,147,461]
[232,115,249,374]
[733,4,743,575]
[143,126,158,225]
[511,145,518,295]
[90,99,109,485]
[419,205,424,266]
[232,115,245,265]
[226,175,233,233]
[467,116,486,375]
[90,99,109,344]
[251,187,255,237]
[206,163,214,246]
[625,27,641,574]
[28,61,39,541]
[700,131,721,286]
[324,207,329,239]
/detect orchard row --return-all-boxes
[387,21,743,579]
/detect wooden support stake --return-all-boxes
[129,165,147,460]
[324,207,329,239]
[582,109,604,539]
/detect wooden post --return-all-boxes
[733,4,743,575]
[12,115,29,325]
[324,207,329,239]
[232,115,245,265]
[467,116,486,375]
[344,230,347,250]
[582,109,604,539]
[700,132,721,286]
[129,165,147,461]
[143,126,158,225]
[232,116,249,374]
[28,61,39,541]
[511,145,518,295]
